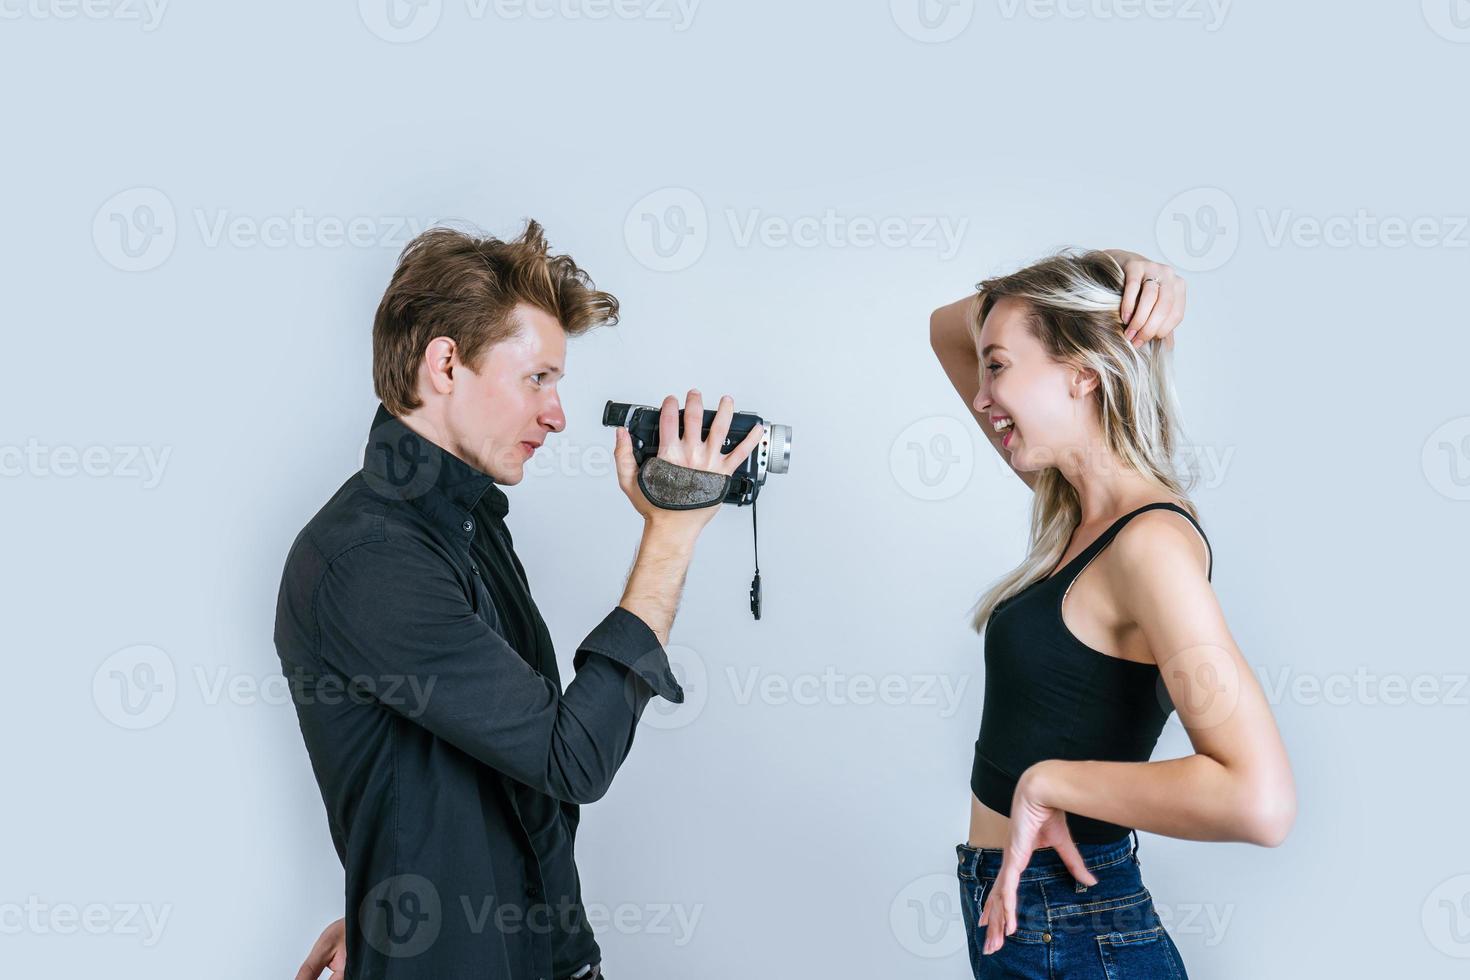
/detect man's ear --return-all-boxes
[422,336,458,396]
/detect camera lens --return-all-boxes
[765,423,791,474]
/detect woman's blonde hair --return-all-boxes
[967,249,1201,633]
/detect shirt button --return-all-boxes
[463,520,474,533]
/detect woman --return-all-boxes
[929,250,1296,978]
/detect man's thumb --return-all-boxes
[613,428,634,481]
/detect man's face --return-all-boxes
[444,304,567,485]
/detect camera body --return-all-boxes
[602,400,791,506]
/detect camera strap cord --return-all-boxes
[749,489,762,620]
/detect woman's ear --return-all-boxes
[1069,365,1101,399]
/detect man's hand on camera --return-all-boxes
[613,389,765,537]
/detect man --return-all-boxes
[274,221,764,979]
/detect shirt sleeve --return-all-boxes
[312,537,683,804]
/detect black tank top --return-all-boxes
[970,501,1213,844]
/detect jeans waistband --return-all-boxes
[956,829,1138,882]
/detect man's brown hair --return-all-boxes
[372,220,619,415]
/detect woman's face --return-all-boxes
[973,295,1096,472]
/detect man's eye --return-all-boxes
[530,373,546,385]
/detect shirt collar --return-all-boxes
[362,402,510,521]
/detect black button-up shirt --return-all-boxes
[274,402,684,979]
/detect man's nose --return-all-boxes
[542,393,566,433]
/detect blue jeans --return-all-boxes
[955,832,1189,979]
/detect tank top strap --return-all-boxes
[1060,501,1212,588]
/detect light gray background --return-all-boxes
[4,1,1468,976]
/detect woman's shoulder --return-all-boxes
[1103,500,1211,584]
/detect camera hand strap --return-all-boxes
[637,456,731,509]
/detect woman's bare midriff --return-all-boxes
[968,793,1012,848]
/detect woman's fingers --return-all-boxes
[1125,278,1162,341]
[1119,256,1152,325]
[982,864,1022,954]
[1054,837,1099,887]
[1134,289,1174,345]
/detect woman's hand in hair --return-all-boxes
[978,763,1097,956]
[1103,250,1186,350]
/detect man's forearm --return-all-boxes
[618,520,700,647]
